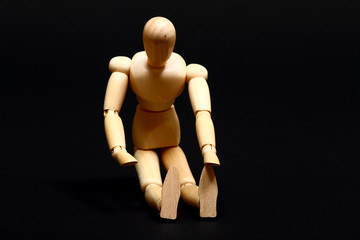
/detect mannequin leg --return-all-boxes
[160,146,200,208]
[134,148,163,210]
[134,148,180,219]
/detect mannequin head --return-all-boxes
[143,17,176,68]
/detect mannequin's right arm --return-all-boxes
[104,56,137,166]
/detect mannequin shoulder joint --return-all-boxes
[109,56,132,74]
[186,64,208,83]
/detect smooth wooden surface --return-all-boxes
[202,144,220,166]
[108,56,131,74]
[188,77,211,114]
[199,165,218,218]
[136,97,174,112]
[142,17,176,68]
[112,146,138,166]
[160,146,201,208]
[160,146,196,186]
[195,111,216,149]
[103,72,128,112]
[104,110,126,150]
[144,184,162,210]
[134,149,162,192]
[160,166,180,219]
[103,17,220,218]
[104,56,133,166]
[180,184,200,208]
[132,105,180,149]
[186,64,208,83]
[130,51,186,112]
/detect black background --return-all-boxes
[1,0,359,239]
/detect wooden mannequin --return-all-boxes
[104,17,219,219]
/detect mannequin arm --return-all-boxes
[104,57,137,166]
[187,64,220,166]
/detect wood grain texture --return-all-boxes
[160,166,180,219]
[195,111,216,149]
[130,51,186,112]
[103,17,220,218]
[143,17,176,68]
[144,184,162,210]
[134,149,162,192]
[108,56,131,74]
[103,72,128,112]
[186,64,208,83]
[104,110,126,150]
[132,105,180,149]
[160,146,196,186]
[188,77,211,114]
[199,165,218,218]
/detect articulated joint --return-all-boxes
[103,109,118,118]
[201,144,216,157]
[144,183,162,210]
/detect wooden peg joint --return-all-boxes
[186,64,208,83]
[109,56,131,74]
[201,144,220,166]
[104,110,126,150]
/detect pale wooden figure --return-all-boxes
[103,17,220,219]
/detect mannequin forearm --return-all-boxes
[104,110,137,166]
[195,111,220,166]
[195,111,216,150]
[104,110,126,151]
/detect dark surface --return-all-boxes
[1,0,360,239]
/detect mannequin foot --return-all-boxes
[160,166,180,219]
[199,165,218,218]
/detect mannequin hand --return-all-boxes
[202,145,220,166]
[112,146,138,166]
